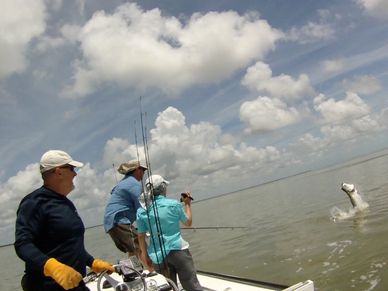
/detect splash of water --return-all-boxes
[322,240,352,275]
[330,206,357,221]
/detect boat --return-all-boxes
[84,257,315,291]
[86,128,315,290]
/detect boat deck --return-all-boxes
[194,271,314,291]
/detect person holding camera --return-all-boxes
[136,175,203,291]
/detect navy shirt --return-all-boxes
[14,186,94,290]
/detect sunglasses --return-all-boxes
[58,165,76,172]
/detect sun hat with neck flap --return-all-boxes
[117,160,148,175]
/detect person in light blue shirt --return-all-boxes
[104,160,147,258]
[137,175,203,291]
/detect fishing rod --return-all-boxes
[112,163,118,183]
[132,109,164,272]
[138,96,170,273]
[134,120,141,164]
[182,226,248,230]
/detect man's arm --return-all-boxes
[14,199,49,271]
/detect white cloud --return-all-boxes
[240,97,302,133]
[64,3,283,97]
[342,75,382,95]
[293,119,380,158]
[351,114,380,131]
[102,138,142,169]
[319,115,381,143]
[288,22,334,44]
[294,92,386,154]
[380,107,388,125]
[70,164,114,212]
[44,0,63,12]
[35,36,66,52]
[61,24,82,43]
[0,0,47,79]
[0,164,42,244]
[358,0,388,18]
[285,10,336,44]
[320,124,360,142]
[101,106,289,194]
[241,62,315,101]
[297,133,327,152]
[321,58,346,74]
[0,164,41,209]
[313,92,370,124]
[149,106,240,178]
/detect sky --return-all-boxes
[1,0,388,245]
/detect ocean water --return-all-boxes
[2,150,388,291]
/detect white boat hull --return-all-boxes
[85,269,314,291]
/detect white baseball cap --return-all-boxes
[145,174,170,196]
[40,150,84,173]
[146,174,169,188]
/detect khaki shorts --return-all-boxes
[108,224,139,253]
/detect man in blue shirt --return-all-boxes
[137,175,203,291]
[104,160,147,259]
[15,150,114,291]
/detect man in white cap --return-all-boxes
[14,150,115,291]
[103,160,149,262]
[137,174,203,291]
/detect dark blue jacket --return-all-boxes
[14,186,94,290]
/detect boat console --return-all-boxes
[84,256,178,291]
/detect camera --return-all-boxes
[180,193,194,202]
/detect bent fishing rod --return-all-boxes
[182,226,248,230]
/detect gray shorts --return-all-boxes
[108,224,139,253]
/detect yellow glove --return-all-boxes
[43,258,82,290]
[91,258,115,273]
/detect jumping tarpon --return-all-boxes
[341,182,369,210]
[341,183,358,207]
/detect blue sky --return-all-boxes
[1,0,388,245]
